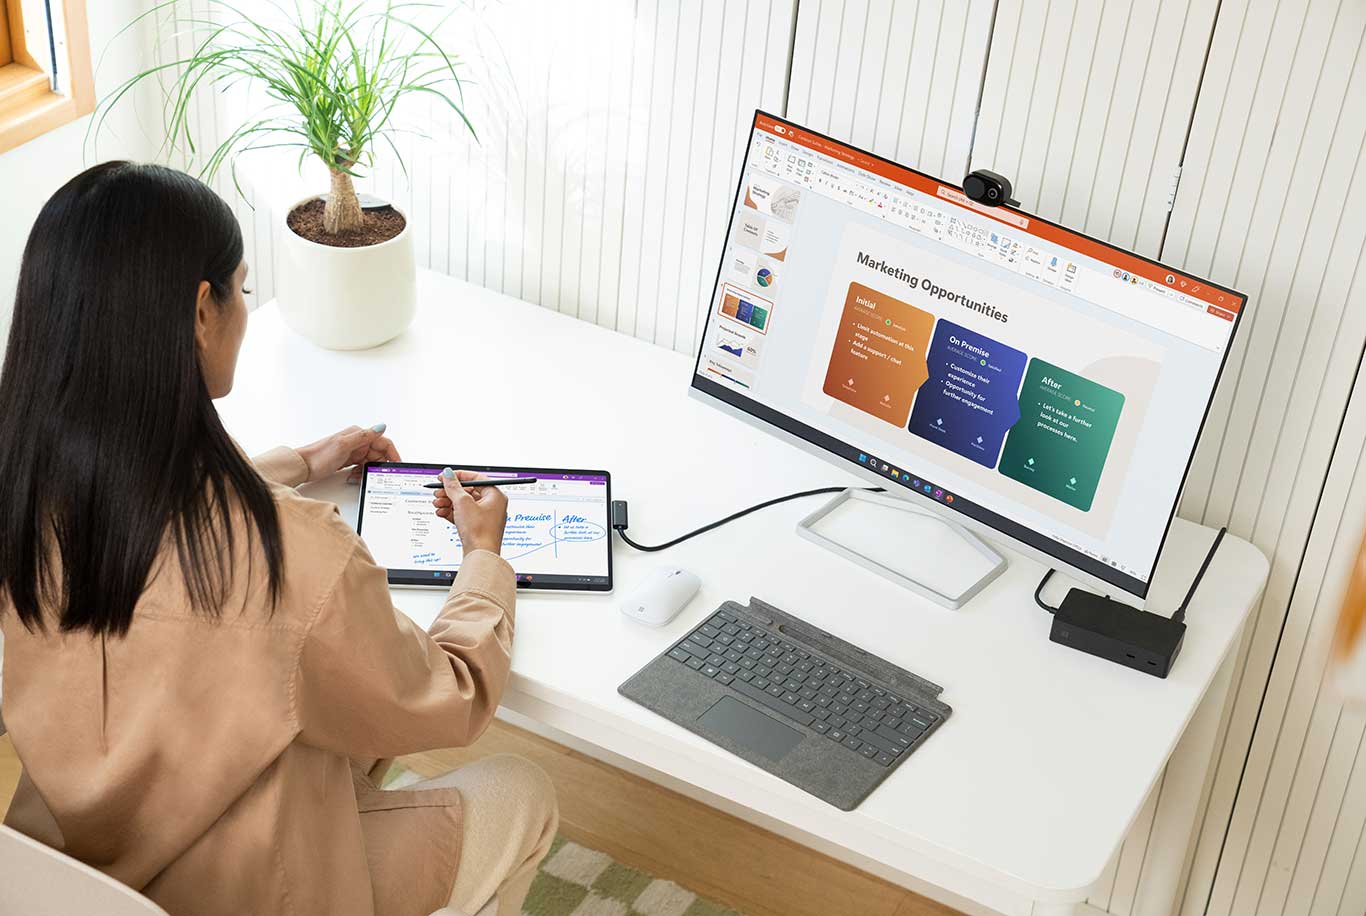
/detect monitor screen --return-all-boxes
[691,111,1246,598]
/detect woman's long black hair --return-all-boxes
[0,162,283,636]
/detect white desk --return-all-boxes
[219,271,1268,916]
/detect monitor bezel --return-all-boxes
[689,109,1247,601]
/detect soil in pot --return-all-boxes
[287,198,406,248]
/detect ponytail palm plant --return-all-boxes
[97,0,474,237]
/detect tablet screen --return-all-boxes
[357,463,613,591]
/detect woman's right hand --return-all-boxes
[432,468,509,555]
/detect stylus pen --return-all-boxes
[421,477,539,489]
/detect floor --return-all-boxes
[0,723,963,916]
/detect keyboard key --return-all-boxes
[686,657,703,670]
[845,724,862,737]
[756,665,772,677]
[680,641,710,659]
[702,665,720,678]
[668,648,691,663]
[842,736,863,752]
[816,696,832,707]
[859,745,878,760]
[875,753,895,767]
[811,720,830,734]
[722,661,740,674]
[766,685,784,698]
[724,650,743,663]
[715,634,734,646]
[782,692,801,705]
[737,670,755,682]
[753,677,769,689]
[716,610,736,623]
[910,715,934,731]
[812,708,829,720]
[859,729,900,755]
[698,624,719,638]
[797,700,816,713]
[729,679,814,726]
[783,680,802,693]
[799,688,817,700]
[829,715,847,729]
[707,655,726,668]
[716,673,734,685]
[828,729,846,742]
[878,724,912,746]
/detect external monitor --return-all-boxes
[691,111,1246,600]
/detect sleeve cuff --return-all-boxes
[252,446,310,488]
[452,550,516,607]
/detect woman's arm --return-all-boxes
[252,423,401,488]
[293,469,515,756]
[293,541,515,757]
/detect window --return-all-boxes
[0,0,92,155]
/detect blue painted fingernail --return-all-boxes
[370,422,386,433]
[442,467,454,479]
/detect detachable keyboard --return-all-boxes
[619,597,951,810]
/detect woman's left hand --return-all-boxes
[296,423,401,483]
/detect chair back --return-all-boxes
[0,824,170,915]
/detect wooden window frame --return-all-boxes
[0,0,93,155]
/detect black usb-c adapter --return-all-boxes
[1036,527,1227,678]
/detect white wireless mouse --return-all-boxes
[619,567,701,627]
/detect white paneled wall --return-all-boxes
[786,0,995,179]
[1166,1,1366,913]
[971,0,1220,259]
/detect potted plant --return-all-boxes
[95,0,474,350]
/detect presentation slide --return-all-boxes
[801,222,1160,536]
[360,466,610,582]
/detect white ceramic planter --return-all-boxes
[275,196,417,350]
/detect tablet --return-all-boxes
[356,462,613,591]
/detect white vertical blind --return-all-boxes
[786,0,995,179]
[1167,0,1366,912]
[971,0,1220,259]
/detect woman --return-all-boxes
[0,162,556,916]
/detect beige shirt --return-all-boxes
[1,447,517,916]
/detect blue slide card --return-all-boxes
[907,320,1028,467]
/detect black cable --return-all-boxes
[613,486,885,553]
[1173,526,1226,625]
[1034,568,1059,614]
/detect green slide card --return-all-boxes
[999,359,1125,511]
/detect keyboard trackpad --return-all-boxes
[698,696,803,761]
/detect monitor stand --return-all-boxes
[795,488,1007,610]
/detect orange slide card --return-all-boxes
[822,282,934,426]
